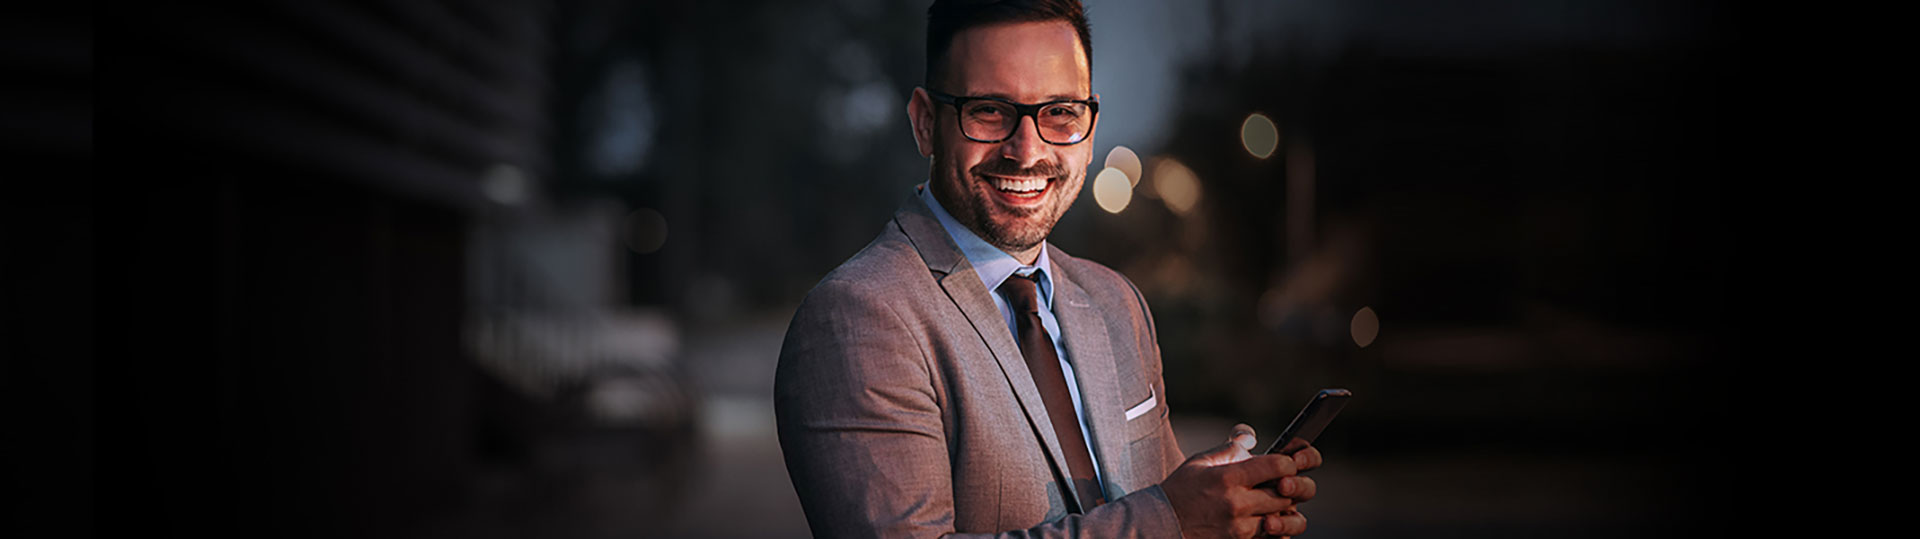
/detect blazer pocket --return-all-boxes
[1125,386,1177,484]
[1124,386,1167,442]
[1123,386,1157,421]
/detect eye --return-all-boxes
[1042,104,1082,118]
[967,104,1007,118]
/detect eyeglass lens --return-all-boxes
[959,101,1091,144]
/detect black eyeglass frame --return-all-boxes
[927,89,1100,146]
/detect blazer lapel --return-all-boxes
[1046,247,1135,498]
[893,190,1088,512]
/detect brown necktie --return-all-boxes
[998,273,1104,510]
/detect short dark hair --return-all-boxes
[925,0,1092,90]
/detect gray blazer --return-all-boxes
[775,192,1187,538]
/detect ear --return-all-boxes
[908,87,936,158]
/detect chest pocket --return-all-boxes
[1122,381,1174,485]
[1123,383,1166,441]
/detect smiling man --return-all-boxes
[774,1,1321,537]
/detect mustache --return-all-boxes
[971,159,1067,179]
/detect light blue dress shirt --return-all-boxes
[918,185,1106,487]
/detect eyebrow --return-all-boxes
[969,91,1090,102]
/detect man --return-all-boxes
[775,1,1321,537]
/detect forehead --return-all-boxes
[944,20,1090,101]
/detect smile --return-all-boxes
[986,175,1051,199]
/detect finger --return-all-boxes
[1227,423,1258,451]
[1224,442,1254,465]
[1232,486,1294,517]
[1226,453,1298,486]
[1279,475,1317,502]
[1187,440,1254,468]
[1230,515,1267,539]
[1262,512,1284,537]
[1263,509,1308,537]
[1217,424,1258,465]
[1292,446,1323,471]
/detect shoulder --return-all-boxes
[799,222,930,309]
[776,220,939,395]
[782,218,945,351]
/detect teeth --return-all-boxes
[993,177,1047,193]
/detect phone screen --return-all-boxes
[1263,389,1351,456]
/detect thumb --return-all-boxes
[1225,423,1258,451]
[1187,438,1256,468]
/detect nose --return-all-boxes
[997,115,1049,169]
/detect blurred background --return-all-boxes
[98,0,1735,537]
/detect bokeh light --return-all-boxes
[1152,254,1195,297]
[1092,166,1132,213]
[482,163,528,206]
[1104,145,1143,186]
[1151,158,1201,215]
[1241,113,1279,159]
[624,207,669,254]
[1351,306,1379,348]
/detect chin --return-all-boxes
[981,215,1054,251]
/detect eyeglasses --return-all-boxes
[928,89,1099,145]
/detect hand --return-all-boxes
[1161,425,1315,539]
[1258,444,1321,538]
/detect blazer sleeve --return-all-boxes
[774,277,1185,539]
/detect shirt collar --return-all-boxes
[918,185,1054,309]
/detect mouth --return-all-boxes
[983,174,1053,202]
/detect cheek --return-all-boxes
[1062,146,1094,171]
[1054,149,1094,193]
[937,121,988,165]
[940,145,991,177]
[1059,173,1088,203]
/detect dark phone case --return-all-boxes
[1264,389,1351,456]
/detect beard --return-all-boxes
[931,154,1078,254]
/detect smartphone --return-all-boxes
[1263,388,1351,456]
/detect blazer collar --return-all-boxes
[895,187,967,277]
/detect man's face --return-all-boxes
[911,21,1096,257]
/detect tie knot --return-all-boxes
[997,272,1043,314]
